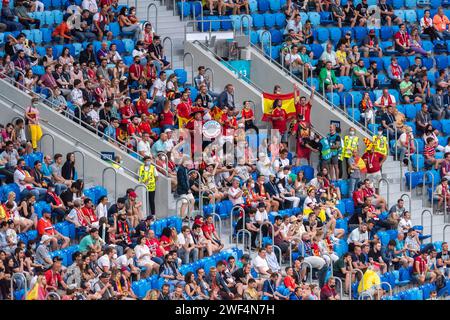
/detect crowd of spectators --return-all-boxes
[0,0,449,301]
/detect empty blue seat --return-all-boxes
[329,27,341,44]
[435,55,448,70]
[43,11,55,26]
[249,0,258,12]
[269,29,282,44]
[109,22,120,37]
[177,1,191,17]
[274,12,286,27]
[404,10,417,23]
[319,11,334,24]
[353,26,368,42]
[309,43,324,59]
[308,12,321,26]
[221,17,233,30]
[392,0,404,8]
[269,0,281,11]
[263,12,276,28]
[251,13,264,28]
[380,26,393,41]
[411,154,425,170]
[258,0,270,11]
[339,76,352,91]
[315,28,329,43]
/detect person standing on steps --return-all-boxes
[138,156,158,217]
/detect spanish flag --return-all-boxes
[262,92,296,122]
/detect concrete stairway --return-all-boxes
[120,0,187,70]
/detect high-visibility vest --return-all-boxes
[372,135,388,156]
[139,164,156,192]
[341,135,359,160]
[320,137,332,160]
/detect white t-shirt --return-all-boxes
[13,169,32,192]
[137,140,152,157]
[303,196,317,211]
[255,209,268,223]
[115,255,134,268]
[151,78,166,97]
[253,255,269,274]
[228,187,244,206]
[285,53,301,64]
[347,228,369,244]
[134,244,152,265]
[375,94,396,107]
[398,218,412,233]
[96,203,108,220]
[97,254,111,271]
[177,232,194,246]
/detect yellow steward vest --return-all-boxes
[139,164,156,192]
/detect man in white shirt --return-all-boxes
[265,244,281,274]
[137,132,152,158]
[70,79,85,106]
[177,226,198,264]
[320,43,338,69]
[347,223,369,248]
[228,178,244,206]
[253,248,271,279]
[164,129,175,152]
[255,202,269,225]
[97,246,117,273]
[284,14,303,38]
[115,248,140,277]
[150,71,167,114]
[14,158,47,200]
[273,149,290,175]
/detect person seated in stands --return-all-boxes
[92,4,113,41]
[387,57,403,88]
[394,24,415,56]
[420,9,439,41]
[378,0,402,27]
[413,250,436,285]
[1,0,24,31]
[336,43,351,77]
[433,6,450,40]
[14,158,47,201]
[38,209,70,250]
[400,73,422,104]
[415,103,432,135]
[283,0,299,21]
[319,43,338,70]
[362,29,383,58]
[45,182,67,222]
[319,61,344,93]
[355,0,369,27]
[352,59,372,89]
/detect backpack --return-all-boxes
[436,274,446,291]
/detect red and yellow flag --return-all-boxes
[262,92,296,122]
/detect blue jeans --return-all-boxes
[55,183,67,195]
[348,178,360,196]
[20,187,47,201]
[151,256,164,265]
[152,96,166,114]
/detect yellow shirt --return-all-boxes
[336,50,347,65]
[358,269,381,293]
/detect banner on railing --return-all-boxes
[222,60,251,81]
[101,151,115,162]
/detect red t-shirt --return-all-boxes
[45,269,62,288]
[159,235,172,252]
[138,121,152,135]
[177,101,191,119]
[159,109,174,127]
[135,98,151,116]
[362,152,384,174]
[221,114,237,135]
[129,63,143,80]
[353,189,364,207]
[241,108,254,120]
[362,186,375,198]
[81,207,98,223]
[202,222,215,238]
[271,107,287,134]
[394,31,410,47]
[320,284,337,300]
[119,104,135,119]
[284,275,296,290]
[146,238,164,257]
[295,102,311,123]
[414,255,426,274]
[127,123,142,137]
[37,218,56,236]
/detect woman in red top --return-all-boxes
[143,60,157,87]
[159,100,175,131]
[241,101,258,133]
[201,215,224,250]
[160,227,176,252]
[135,91,152,116]
[271,99,288,139]
[284,267,297,292]
[119,97,136,122]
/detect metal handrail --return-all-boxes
[10,272,27,300]
[443,224,450,242]
[322,253,334,277]
[38,133,55,155]
[350,268,364,300]
[0,72,164,178]
[273,245,282,267]
[289,236,305,266]
[147,3,158,33]
[400,193,412,213]
[162,37,173,70]
[377,178,390,208]
[102,167,118,202]
[258,221,274,249]
[230,205,245,242]
[359,291,373,300]
[248,42,371,136]
[421,209,433,243]
[236,229,252,254]
[45,291,61,300]
[400,153,413,192]
[134,183,150,218]
[73,150,85,181]
[192,40,264,92]
[300,261,313,283]
[260,30,272,60]
[334,277,344,300]
[191,1,204,24]
[422,171,435,208]
[210,212,222,241]
[343,93,355,121]
[204,67,214,92]
[183,52,195,86]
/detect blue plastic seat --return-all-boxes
[329,27,341,44]
[43,11,55,26]
[308,12,321,26]
[249,0,258,12]
[177,1,191,17]
[221,17,233,30]
[393,10,405,21]
[108,22,120,37]
[392,0,404,8]
[353,26,368,42]
[339,76,352,91]
[274,12,286,27]
[53,10,63,24]
[251,13,264,28]
[269,29,282,44]
[435,55,449,70]
[404,10,417,23]
[309,43,324,59]
[258,0,270,12]
[411,154,425,170]
[263,13,276,28]
[269,0,281,11]
[380,26,394,41]
[319,11,334,24]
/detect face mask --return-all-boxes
[145,161,151,166]
[113,254,117,260]
[250,183,255,188]
[378,131,383,136]
[349,131,355,136]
